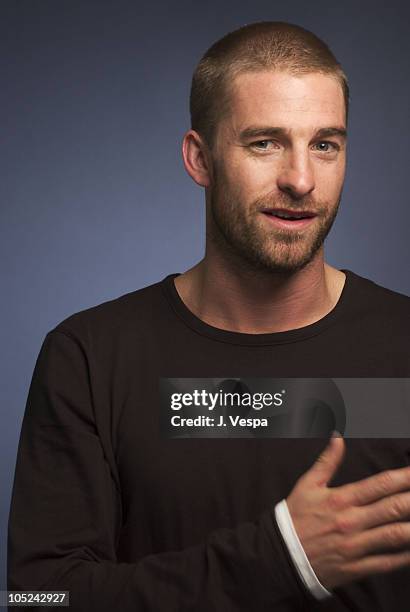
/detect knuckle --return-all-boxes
[381,556,396,572]
[389,499,405,521]
[377,471,394,495]
[387,524,405,547]
[327,491,347,512]
[335,514,353,535]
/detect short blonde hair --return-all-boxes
[190,21,350,149]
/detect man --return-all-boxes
[8,21,410,611]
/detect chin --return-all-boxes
[262,260,314,274]
[242,241,323,274]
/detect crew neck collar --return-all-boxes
[160,269,356,346]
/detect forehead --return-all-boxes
[225,70,346,135]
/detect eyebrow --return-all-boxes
[239,126,347,141]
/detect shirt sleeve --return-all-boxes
[275,499,333,600]
[7,329,312,611]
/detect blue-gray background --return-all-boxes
[1,0,409,592]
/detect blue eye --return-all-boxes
[250,140,340,154]
[315,141,339,152]
[252,140,276,150]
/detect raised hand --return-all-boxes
[286,435,410,590]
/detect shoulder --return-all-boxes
[347,270,409,312]
[344,270,410,335]
[48,276,166,344]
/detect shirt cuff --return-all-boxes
[274,499,333,601]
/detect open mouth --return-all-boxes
[261,209,317,229]
[262,209,316,220]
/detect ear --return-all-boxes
[182,129,212,187]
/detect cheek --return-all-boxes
[319,165,345,198]
[225,159,273,199]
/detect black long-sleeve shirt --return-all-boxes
[7,269,410,610]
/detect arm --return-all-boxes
[7,330,310,611]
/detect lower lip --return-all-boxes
[261,212,316,230]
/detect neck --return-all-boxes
[173,251,346,334]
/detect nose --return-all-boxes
[276,148,315,199]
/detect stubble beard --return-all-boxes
[207,167,342,275]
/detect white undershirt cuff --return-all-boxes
[274,498,333,601]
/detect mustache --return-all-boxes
[253,193,325,215]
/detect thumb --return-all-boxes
[306,431,346,487]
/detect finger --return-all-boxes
[354,491,410,531]
[344,550,410,582]
[341,523,410,559]
[340,466,410,507]
[305,434,346,487]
